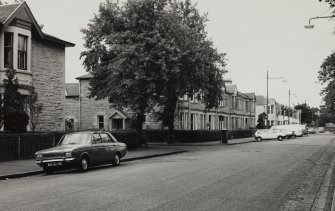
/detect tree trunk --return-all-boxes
[135,108,147,147]
[165,97,178,144]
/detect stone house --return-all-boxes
[0,2,75,131]
[66,74,256,131]
[255,95,301,126]
[65,74,133,131]
[175,84,256,130]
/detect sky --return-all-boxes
[18,0,335,108]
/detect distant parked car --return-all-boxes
[35,131,127,174]
[254,129,287,141]
[270,124,303,137]
[270,125,296,139]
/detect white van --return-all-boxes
[270,124,303,137]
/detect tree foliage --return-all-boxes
[25,86,43,132]
[294,103,319,125]
[3,68,29,132]
[318,51,335,125]
[81,0,226,142]
[319,0,335,8]
[256,112,267,129]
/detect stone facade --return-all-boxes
[31,39,66,131]
[175,85,256,130]
[255,95,301,126]
[64,77,134,131]
[0,2,74,131]
[66,76,256,131]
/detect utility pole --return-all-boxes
[266,70,269,126]
[288,89,290,124]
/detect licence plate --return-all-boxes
[47,162,62,167]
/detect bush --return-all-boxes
[228,130,256,139]
[4,111,29,132]
[109,130,140,148]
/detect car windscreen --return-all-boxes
[59,133,91,145]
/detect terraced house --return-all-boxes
[0,2,74,131]
[176,84,256,130]
[255,95,301,126]
[65,74,256,131]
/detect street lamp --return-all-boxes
[267,70,286,127]
[288,89,297,124]
[304,15,335,29]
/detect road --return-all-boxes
[0,134,335,211]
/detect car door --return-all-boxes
[100,133,116,163]
[91,133,105,164]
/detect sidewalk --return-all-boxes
[0,137,255,180]
[0,145,188,180]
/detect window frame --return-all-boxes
[4,32,13,68]
[17,34,28,70]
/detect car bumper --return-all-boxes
[35,158,76,167]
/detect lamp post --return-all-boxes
[288,89,297,124]
[266,70,286,127]
[304,15,335,29]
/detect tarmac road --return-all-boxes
[0,134,334,211]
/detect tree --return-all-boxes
[3,68,29,132]
[318,51,335,125]
[294,103,319,125]
[256,112,267,129]
[81,0,226,143]
[152,0,226,142]
[25,86,43,132]
[319,0,335,8]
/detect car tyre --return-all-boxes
[256,137,262,142]
[277,136,283,141]
[79,156,89,172]
[112,153,121,166]
[291,135,296,139]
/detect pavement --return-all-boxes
[0,137,255,180]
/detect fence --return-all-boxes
[0,132,65,161]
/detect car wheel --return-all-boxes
[277,136,283,141]
[112,153,121,166]
[292,135,296,139]
[256,137,262,142]
[43,166,54,174]
[79,156,89,172]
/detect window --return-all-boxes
[18,34,27,70]
[4,32,13,68]
[92,133,102,144]
[190,113,195,130]
[270,105,274,114]
[208,115,212,130]
[97,115,104,129]
[100,133,112,143]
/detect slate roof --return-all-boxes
[244,93,256,99]
[65,83,79,97]
[256,95,276,105]
[225,85,237,94]
[0,2,74,47]
[0,3,19,23]
[76,73,93,80]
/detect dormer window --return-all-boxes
[4,32,13,68]
[18,34,27,70]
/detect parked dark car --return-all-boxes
[35,131,127,173]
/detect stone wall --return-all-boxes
[64,97,80,130]
[31,38,65,131]
[79,79,134,130]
